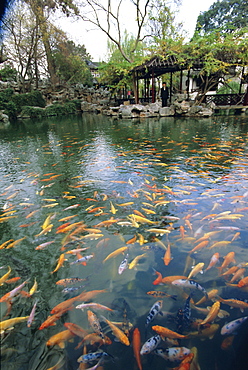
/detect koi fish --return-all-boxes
[0,266,11,285]
[237,275,248,288]
[29,278,38,296]
[146,291,177,300]
[218,252,236,273]
[205,253,220,272]
[221,316,248,335]
[6,237,26,249]
[101,316,130,346]
[172,279,208,298]
[76,303,113,312]
[146,300,163,327]
[64,322,88,339]
[133,328,142,370]
[140,334,161,355]
[35,240,55,250]
[62,285,86,294]
[152,325,187,339]
[209,241,231,250]
[188,323,219,340]
[87,310,104,339]
[46,329,75,348]
[199,301,220,329]
[152,270,163,285]
[146,228,170,235]
[118,254,129,274]
[217,297,248,312]
[163,244,172,266]
[56,277,88,286]
[194,289,219,306]
[27,299,38,327]
[70,254,94,266]
[39,308,70,330]
[51,254,67,273]
[154,347,190,363]
[77,351,110,363]
[103,246,128,263]
[128,214,158,225]
[0,279,29,302]
[189,240,209,254]
[0,316,29,334]
[187,263,204,280]
[129,253,147,269]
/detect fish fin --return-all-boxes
[159,311,163,316]
[170,295,177,301]
[81,262,87,266]
[218,312,224,318]
[58,342,65,349]
[240,309,244,313]
[209,335,214,339]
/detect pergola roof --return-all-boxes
[133,55,203,79]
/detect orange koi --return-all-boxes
[39,308,70,330]
[161,275,187,284]
[199,301,220,328]
[229,268,245,283]
[152,270,163,285]
[46,329,75,348]
[189,240,209,254]
[126,235,137,244]
[152,325,187,339]
[163,244,172,266]
[64,322,88,339]
[6,237,26,249]
[217,297,248,312]
[25,209,39,219]
[5,277,21,284]
[101,316,130,346]
[218,252,236,273]
[205,253,220,272]
[51,254,67,274]
[180,225,185,239]
[133,328,142,370]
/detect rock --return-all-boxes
[0,110,9,123]
[159,106,175,116]
[174,100,191,115]
[119,105,132,118]
[198,107,213,116]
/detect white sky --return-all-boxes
[57,0,216,61]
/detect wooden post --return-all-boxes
[152,69,155,103]
[187,69,190,99]
[132,71,138,104]
[179,70,183,93]
[170,72,173,104]
[239,67,245,94]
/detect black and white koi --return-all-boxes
[70,254,94,265]
[140,334,161,355]
[221,316,248,335]
[118,254,129,275]
[77,351,110,363]
[172,279,208,298]
[62,284,86,293]
[145,300,163,327]
[154,347,190,363]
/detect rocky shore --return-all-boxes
[0,83,218,123]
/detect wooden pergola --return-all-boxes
[131,55,245,105]
[132,55,203,104]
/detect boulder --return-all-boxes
[159,106,175,116]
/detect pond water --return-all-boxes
[1,113,248,370]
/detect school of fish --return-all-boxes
[1,116,248,370]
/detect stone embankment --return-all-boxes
[0,83,216,122]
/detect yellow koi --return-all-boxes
[128,214,158,225]
[0,316,29,334]
[103,246,129,263]
[0,266,12,285]
[129,253,147,269]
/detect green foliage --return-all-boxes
[52,36,93,86]
[217,81,240,94]
[0,66,18,81]
[195,0,248,34]
[12,91,46,111]
[20,100,80,118]
[0,89,45,119]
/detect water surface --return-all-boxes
[1,113,248,370]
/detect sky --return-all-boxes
[57,0,216,61]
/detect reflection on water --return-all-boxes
[1,113,248,370]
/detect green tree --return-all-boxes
[52,30,93,85]
[195,0,248,34]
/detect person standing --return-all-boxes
[161,82,169,107]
